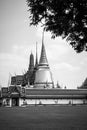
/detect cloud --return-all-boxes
[47,41,69,60]
[0,52,28,86]
[80,56,87,66]
[36,25,70,61]
[12,44,29,55]
[36,24,50,39]
[51,62,81,89]
[53,62,80,72]
[12,43,37,57]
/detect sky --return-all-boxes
[0,0,87,89]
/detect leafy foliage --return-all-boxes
[27,0,87,53]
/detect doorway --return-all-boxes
[12,98,19,106]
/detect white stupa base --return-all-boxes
[34,82,53,88]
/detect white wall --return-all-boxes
[19,98,87,106]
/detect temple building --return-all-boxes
[11,52,35,86]
[0,32,87,107]
[11,75,24,86]
[11,32,53,88]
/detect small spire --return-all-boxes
[29,52,34,71]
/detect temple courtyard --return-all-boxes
[0,105,87,130]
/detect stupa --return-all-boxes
[34,30,53,88]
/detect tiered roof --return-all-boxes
[78,78,87,89]
[1,87,87,99]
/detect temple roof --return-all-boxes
[1,87,87,99]
[82,78,87,86]
[25,88,87,95]
[79,78,87,89]
[25,88,87,99]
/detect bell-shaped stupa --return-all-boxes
[34,30,53,88]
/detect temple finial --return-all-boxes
[42,28,45,45]
[35,42,38,66]
[31,50,32,54]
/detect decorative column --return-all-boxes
[9,98,12,107]
[19,98,22,106]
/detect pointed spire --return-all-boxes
[29,52,34,71]
[35,42,38,67]
[42,28,44,45]
[39,29,48,66]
